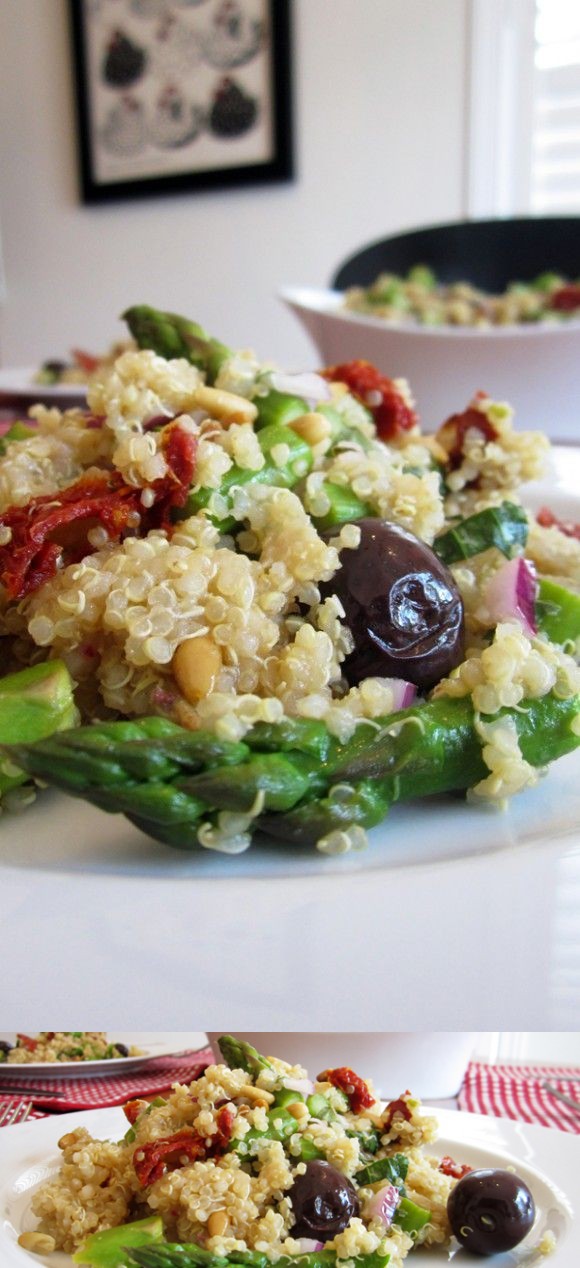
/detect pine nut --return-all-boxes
[57,1131,80,1149]
[18,1231,57,1254]
[238,1085,275,1104]
[208,1210,228,1238]
[286,1101,309,1120]
[194,385,258,428]
[172,635,222,703]
[289,412,332,447]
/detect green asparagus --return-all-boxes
[178,421,313,528]
[73,1216,164,1266]
[126,1248,390,1268]
[0,660,78,802]
[218,1034,272,1075]
[123,306,231,383]
[393,1197,431,1237]
[254,389,309,430]
[6,691,580,851]
[536,576,580,645]
[309,481,371,531]
[0,421,37,456]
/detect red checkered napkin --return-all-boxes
[459,1061,580,1134]
[0,1045,213,1121]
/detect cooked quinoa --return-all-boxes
[0,1032,140,1064]
[343,268,580,327]
[1,316,579,846]
[29,1041,458,1263]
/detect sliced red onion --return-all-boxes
[283,1077,315,1097]
[365,1183,401,1229]
[485,557,538,637]
[267,371,332,407]
[385,678,417,711]
[295,1240,324,1254]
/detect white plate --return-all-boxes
[0,1034,208,1080]
[0,449,579,1028]
[0,368,87,403]
[0,1106,576,1266]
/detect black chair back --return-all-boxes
[332,217,580,291]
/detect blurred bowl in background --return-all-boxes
[280,215,580,440]
[207,1032,476,1099]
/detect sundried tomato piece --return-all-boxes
[0,423,198,600]
[0,472,144,600]
[124,1099,148,1126]
[549,283,580,313]
[537,506,580,540]
[133,1128,204,1187]
[322,359,418,440]
[439,1154,472,1179]
[317,1066,375,1113]
[213,1103,236,1150]
[436,404,497,468]
[133,1103,235,1188]
[71,349,101,374]
[381,1093,413,1131]
[154,422,198,518]
[16,1033,38,1051]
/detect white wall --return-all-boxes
[0,0,469,369]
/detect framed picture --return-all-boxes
[68,0,293,204]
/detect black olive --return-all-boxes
[290,1160,360,1241]
[0,1040,13,1057]
[447,1168,535,1255]
[114,1043,129,1057]
[321,519,464,690]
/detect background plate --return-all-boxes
[0,1033,207,1079]
[0,368,86,404]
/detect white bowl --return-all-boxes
[280,285,580,441]
[207,1033,476,1099]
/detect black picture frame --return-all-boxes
[68,1,293,204]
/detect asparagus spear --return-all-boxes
[536,576,580,644]
[0,660,78,802]
[217,1034,272,1075]
[6,692,580,850]
[73,1216,164,1266]
[127,1248,389,1268]
[0,421,37,456]
[178,422,313,528]
[123,306,231,384]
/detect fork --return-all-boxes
[0,1082,65,1097]
[0,1100,32,1126]
[542,1081,580,1115]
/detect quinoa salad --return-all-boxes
[0,1034,140,1065]
[1,304,580,856]
[34,342,134,388]
[18,1036,506,1265]
[343,267,580,327]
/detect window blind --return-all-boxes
[531,0,580,211]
